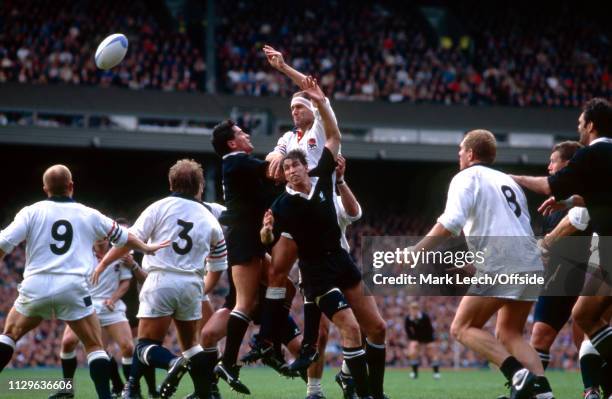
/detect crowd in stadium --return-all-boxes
[1,1,610,107]
[0,216,579,371]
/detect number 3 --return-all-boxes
[501,185,522,218]
[173,219,194,255]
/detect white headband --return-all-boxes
[290,96,315,114]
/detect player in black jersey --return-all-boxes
[261,76,386,399]
[404,302,440,380]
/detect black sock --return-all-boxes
[410,360,419,376]
[202,347,218,382]
[259,287,287,343]
[500,356,524,382]
[592,326,612,364]
[302,301,322,347]
[88,351,112,399]
[0,335,15,371]
[187,350,210,396]
[121,358,132,383]
[343,346,370,397]
[432,361,440,374]
[536,348,551,370]
[280,314,301,346]
[136,339,175,370]
[222,310,251,367]
[109,356,124,392]
[142,364,157,393]
[580,353,602,389]
[365,340,385,398]
[128,346,145,388]
[601,362,612,396]
[60,352,78,379]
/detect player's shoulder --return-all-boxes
[203,202,226,219]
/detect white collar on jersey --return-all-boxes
[285,177,319,200]
[590,137,612,146]
[222,151,246,159]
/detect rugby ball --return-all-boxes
[95,33,128,70]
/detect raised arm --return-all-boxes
[260,209,275,246]
[336,155,361,218]
[510,175,551,195]
[299,76,340,157]
[263,45,307,88]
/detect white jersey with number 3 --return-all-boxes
[0,198,128,279]
[438,165,542,273]
[130,196,227,276]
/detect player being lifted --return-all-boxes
[404,302,440,380]
[92,159,228,399]
[0,165,168,399]
[261,76,387,399]
[412,130,554,399]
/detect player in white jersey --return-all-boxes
[91,159,228,399]
[412,130,553,399]
[50,238,136,399]
[0,164,168,399]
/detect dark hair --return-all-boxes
[168,159,204,197]
[463,129,497,165]
[552,141,583,161]
[583,98,612,137]
[211,119,236,156]
[283,149,308,167]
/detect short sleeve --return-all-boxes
[548,147,588,200]
[130,203,157,242]
[94,210,128,247]
[437,171,476,236]
[119,264,133,280]
[245,155,269,179]
[270,131,292,156]
[568,207,590,231]
[335,195,362,224]
[206,221,228,272]
[271,199,294,242]
[0,207,30,253]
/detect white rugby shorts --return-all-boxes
[15,274,94,321]
[137,270,203,321]
[94,299,128,327]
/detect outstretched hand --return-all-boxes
[299,76,325,103]
[142,240,171,255]
[538,196,566,216]
[263,45,285,70]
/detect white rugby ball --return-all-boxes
[95,33,128,70]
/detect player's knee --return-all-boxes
[119,340,134,357]
[450,321,466,343]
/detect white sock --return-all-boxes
[307,377,322,395]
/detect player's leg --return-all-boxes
[258,238,298,349]
[329,306,369,398]
[216,257,263,394]
[173,318,209,398]
[408,341,419,379]
[497,301,554,398]
[199,298,215,332]
[67,313,112,399]
[426,342,441,379]
[105,321,135,383]
[530,296,575,370]
[305,315,328,399]
[573,296,612,364]
[289,298,322,374]
[101,327,125,396]
[0,306,42,371]
[342,281,386,398]
[200,307,231,398]
[47,325,81,399]
[451,296,539,398]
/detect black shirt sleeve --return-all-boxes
[548,147,588,199]
[271,198,293,241]
[309,147,336,178]
[245,155,269,178]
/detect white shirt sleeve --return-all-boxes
[437,172,475,236]
[206,221,228,272]
[94,211,129,247]
[270,131,293,156]
[207,203,227,220]
[336,195,362,224]
[568,207,590,231]
[119,264,133,280]
[129,204,157,242]
[0,207,30,253]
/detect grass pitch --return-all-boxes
[0,367,582,399]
